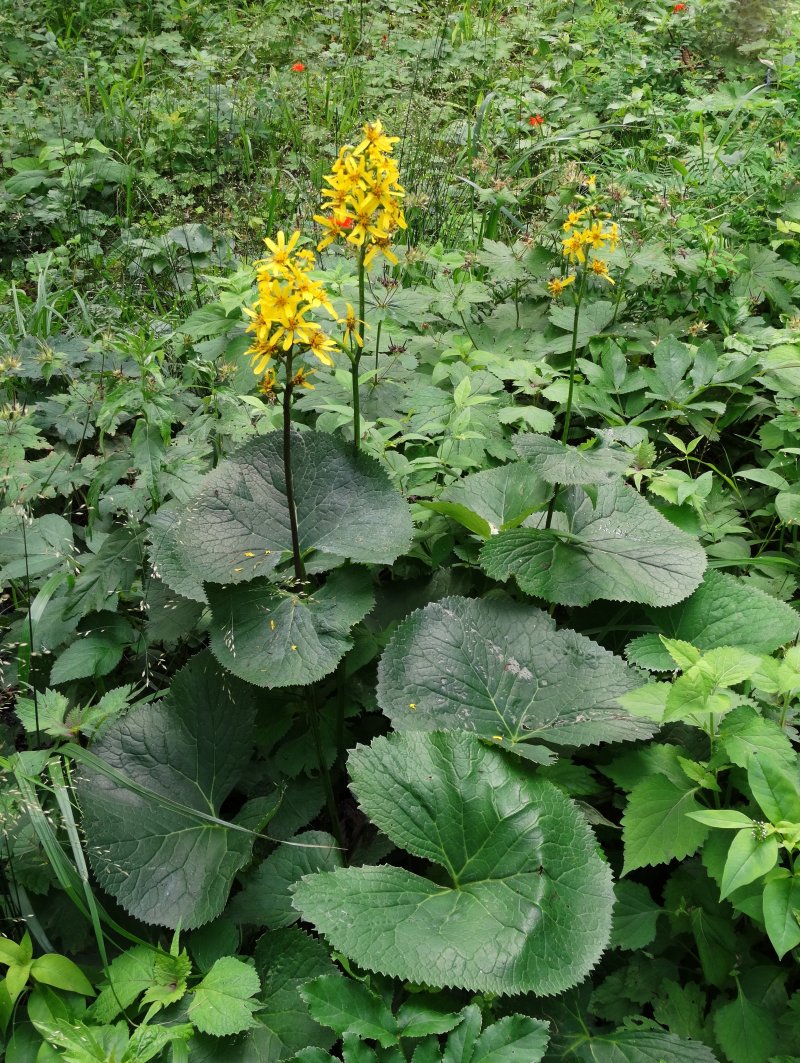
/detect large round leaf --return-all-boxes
[377,596,652,751]
[208,567,375,688]
[292,732,614,995]
[626,569,800,670]
[159,431,412,587]
[480,483,706,607]
[78,653,269,929]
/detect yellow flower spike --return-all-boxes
[547,274,577,297]
[561,232,587,263]
[591,259,616,285]
[605,222,620,252]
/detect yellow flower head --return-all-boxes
[547,274,577,297]
[305,327,338,367]
[562,209,587,233]
[259,230,301,274]
[562,232,587,263]
[364,237,400,270]
[354,119,400,157]
[291,366,316,390]
[342,303,365,348]
[258,367,280,397]
[590,259,615,285]
[248,337,281,376]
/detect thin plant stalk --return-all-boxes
[282,350,306,582]
[545,265,588,530]
[351,243,367,453]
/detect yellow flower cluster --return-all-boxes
[244,230,338,375]
[547,206,620,295]
[314,119,407,270]
[561,209,620,264]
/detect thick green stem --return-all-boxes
[351,244,367,453]
[282,351,306,582]
[545,267,587,530]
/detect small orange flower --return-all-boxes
[528,114,544,126]
[291,61,306,72]
[672,3,685,10]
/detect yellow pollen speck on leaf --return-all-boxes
[409,703,416,710]
[270,620,276,631]
[492,735,503,741]
[244,551,255,557]
[291,644,298,651]
[233,567,243,572]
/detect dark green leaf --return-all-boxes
[208,567,374,688]
[513,434,630,484]
[626,571,800,670]
[480,484,706,607]
[78,653,268,928]
[166,431,413,586]
[377,596,652,751]
[293,732,613,995]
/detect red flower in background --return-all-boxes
[291,62,306,72]
[528,114,544,126]
[672,3,686,10]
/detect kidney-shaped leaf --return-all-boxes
[377,596,652,751]
[513,434,631,484]
[480,484,706,607]
[161,430,412,587]
[626,570,800,670]
[292,732,614,996]
[78,653,267,929]
[208,567,375,688]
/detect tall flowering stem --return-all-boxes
[314,119,406,451]
[243,229,338,580]
[545,193,619,530]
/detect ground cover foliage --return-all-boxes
[2,0,800,1058]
